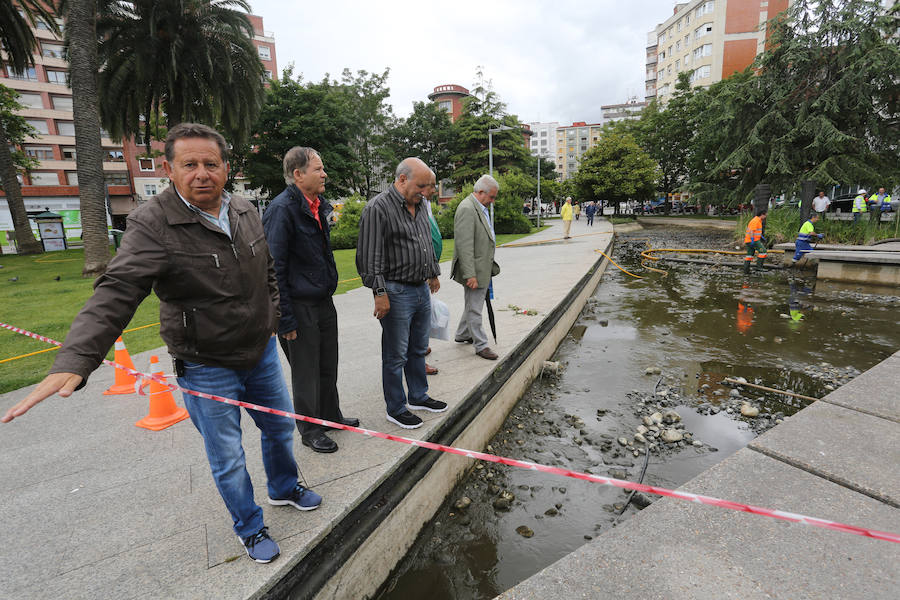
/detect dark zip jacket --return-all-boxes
[51,187,279,381]
[262,184,338,334]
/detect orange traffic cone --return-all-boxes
[136,355,189,431]
[104,336,139,395]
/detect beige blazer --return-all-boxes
[450,194,500,288]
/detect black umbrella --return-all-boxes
[485,282,497,343]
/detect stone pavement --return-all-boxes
[500,351,900,600]
[0,217,614,600]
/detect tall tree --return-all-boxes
[634,72,696,212]
[0,0,60,254]
[0,85,41,253]
[338,68,395,199]
[66,0,110,276]
[95,0,265,152]
[692,0,900,204]
[389,100,457,184]
[244,68,356,199]
[450,69,529,187]
[573,132,658,214]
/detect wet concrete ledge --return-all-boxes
[499,350,900,600]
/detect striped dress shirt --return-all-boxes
[356,184,440,291]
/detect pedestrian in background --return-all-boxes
[812,190,830,219]
[561,196,574,239]
[574,201,581,221]
[585,201,596,226]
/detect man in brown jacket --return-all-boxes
[1,123,320,565]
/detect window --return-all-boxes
[540,130,547,136]
[686,13,690,24]
[7,66,38,80]
[675,59,680,69]
[144,184,158,196]
[139,158,155,171]
[51,96,73,111]
[690,65,711,82]
[693,43,713,59]
[26,119,50,134]
[42,42,65,58]
[56,121,75,136]
[695,23,712,39]
[46,70,68,84]
[437,100,452,113]
[35,18,51,30]
[659,50,665,60]
[257,45,270,60]
[29,172,60,186]
[25,146,54,160]
[104,149,125,162]
[62,147,76,160]
[676,40,681,51]
[17,93,43,109]
[677,21,682,32]
[105,172,129,186]
[264,70,272,79]
[66,172,78,185]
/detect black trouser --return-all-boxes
[278,297,343,437]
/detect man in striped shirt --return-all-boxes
[356,158,446,429]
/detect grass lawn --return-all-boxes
[0,229,538,393]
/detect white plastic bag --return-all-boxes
[429,295,450,340]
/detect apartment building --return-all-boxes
[0,15,133,236]
[428,84,471,123]
[602,99,647,123]
[647,0,790,103]
[527,122,559,161]
[1,12,277,239]
[555,122,603,180]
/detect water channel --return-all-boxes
[376,227,900,600]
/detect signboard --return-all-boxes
[59,210,82,227]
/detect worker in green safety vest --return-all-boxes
[792,213,824,264]
[871,187,892,212]
[852,189,868,223]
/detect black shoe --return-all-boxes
[339,416,360,428]
[454,336,474,344]
[408,396,448,413]
[386,410,423,429]
[302,431,338,453]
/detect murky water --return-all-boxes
[376,228,900,600]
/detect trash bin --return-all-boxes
[111,229,124,249]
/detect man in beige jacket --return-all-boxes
[451,174,501,360]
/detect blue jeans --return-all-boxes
[380,280,431,416]
[177,336,298,539]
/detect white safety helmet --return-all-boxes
[858,189,867,195]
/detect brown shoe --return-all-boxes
[426,363,439,375]
[425,346,432,356]
[476,348,498,360]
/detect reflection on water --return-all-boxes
[376,229,900,600]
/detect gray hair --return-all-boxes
[283,147,319,185]
[474,174,499,193]
[164,123,228,162]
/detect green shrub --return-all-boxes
[435,173,533,239]
[330,195,365,249]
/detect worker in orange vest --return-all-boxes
[743,208,768,274]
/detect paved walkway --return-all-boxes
[0,218,614,600]
[501,350,900,600]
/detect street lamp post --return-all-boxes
[488,124,516,224]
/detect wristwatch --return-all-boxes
[375,286,386,296]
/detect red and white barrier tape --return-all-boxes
[3,321,898,544]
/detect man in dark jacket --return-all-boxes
[1,124,320,565]
[262,147,358,454]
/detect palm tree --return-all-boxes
[96,0,265,153]
[64,0,110,276]
[0,1,61,255]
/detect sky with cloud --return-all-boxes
[251,0,680,125]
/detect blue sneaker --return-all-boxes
[240,527,280,563]
[267,483,322,511]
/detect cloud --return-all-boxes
[250,0,672,122]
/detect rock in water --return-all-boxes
[650,412,663,425]
[516,525,534,538]
[662,409,681,424]
[740,403,760,417]
[661,429,683,443]
[454,496,472,511]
